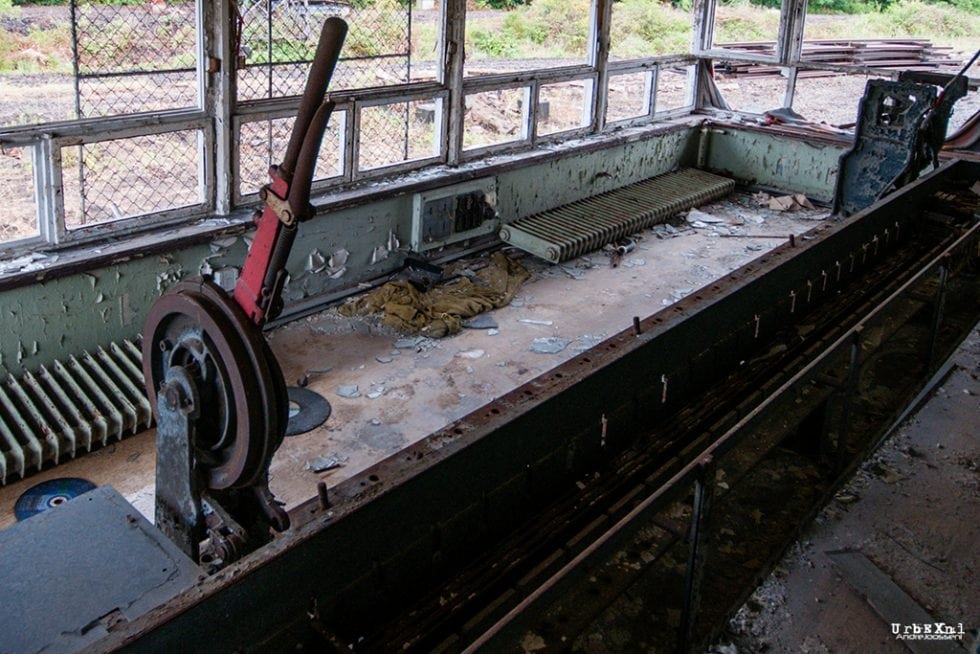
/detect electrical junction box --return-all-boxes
[411,177,498,252]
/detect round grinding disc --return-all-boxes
[286,386,332,436]
[14,477,97,521]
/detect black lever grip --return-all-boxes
[281,17,348,180]
[287,100,336,219]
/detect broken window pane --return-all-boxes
[655,64,692,114]
[0,146,38,243]
[537,79,592,137]
[238,112,346,199]
[792,73,889,129]
[357,99,440,171]
[409,0,441,83]
[610,0,692,61]
[462,87,528,151]
[62,130,203,229]
[712,3,780,50]
[464,0,591,77]
[0,4,75,128]
[713,63,788,115]
[606,71,652,123]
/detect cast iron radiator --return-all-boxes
[499,168,735,262]
[0,337,151,484]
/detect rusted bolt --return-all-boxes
[632,316,642,336]
[821,270,828,292]
[835,260,841,282]
[790,290,797,314]
[163,384,181,411]
[806,280,813,303]
[754,314,761,339]
[789,233,796,248]
[660,374,668,404]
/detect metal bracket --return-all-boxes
[154,365,204,562]
[259,183,296,227]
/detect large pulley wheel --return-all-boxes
[143,277,287,490]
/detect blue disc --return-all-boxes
[14,477,97,522]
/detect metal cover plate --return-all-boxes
[0,485,200,654]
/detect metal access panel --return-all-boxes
[410,177,498,252]
[0,485,199,654]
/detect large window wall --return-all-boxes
[2,0,970,257]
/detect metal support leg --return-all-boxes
[680,459,715,653]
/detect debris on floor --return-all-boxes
[336,385,360,399]
[304,454,348,473]
[766,193,814,212]
[529,337,570,354]
[463,314,499,330]
[338,251,529,338]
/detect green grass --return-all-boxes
[462,0,978,59]
[0,0,977,74]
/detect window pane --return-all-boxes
[0,147,38,243]
[538,79,592,136]
[464,0,591,77]
[74,0,199,117]
[62,130,203,228]
[463,88,528,151]
[713,63,787,114]
[606,71,652,123]
[357,99,440,171]
[655,64,692,113]
[238,1,419,101]
[238,112,346,198]
[610,0,692,61]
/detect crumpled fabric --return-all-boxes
[338,251,529,338]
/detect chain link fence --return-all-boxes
[62,130,202,228]
[357,99,437,171]
[236,0,414,101]
[71,0,199,118]
[238,113,345,196]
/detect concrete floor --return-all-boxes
[0,191,826,528]
[709,326,980,654]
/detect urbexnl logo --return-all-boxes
[892,623,965,641]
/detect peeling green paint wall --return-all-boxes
[0,126,702,375]
[702,128,846,203]
[498,129,700,219]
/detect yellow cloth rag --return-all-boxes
[338,251,529,338]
